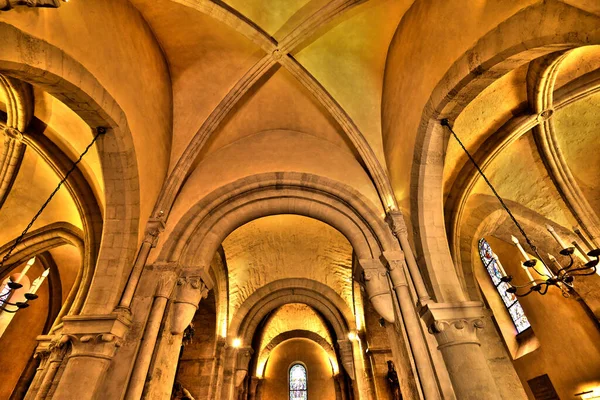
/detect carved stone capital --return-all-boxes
[59,313,131,360]
[381,251,409,289]
[385,210,408,236]
[336,339,355,380]
[170,274,210,334]
[3,126,24,141]
[419,302,486,349]
[143,217,166,247]
[0,0,62,10]
[360,258,395,323]
[235,347,254,387]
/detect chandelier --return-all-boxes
[0,127,105,312]
[441,119,599,297]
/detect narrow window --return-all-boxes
[479,238,531,333]
[289,363,307,400]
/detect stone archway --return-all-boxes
[0,22,141,313]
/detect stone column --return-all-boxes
[124,276,175,400]
[117,217,165,310]
[51,313,131,400]
[386,210,431,304]
[247,375,262,400]
[143,273,211,399]
[420,302,500,400]
[209,337,227,399]
[382,251,440,400]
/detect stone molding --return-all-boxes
[235,347,254,387]
[420,302,486,349]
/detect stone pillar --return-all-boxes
[51,313,131,400]
[124,276,175,400]
[143,273,211,399]
[420,302,501,400]
[209,337,227,399]
[386,210,431,304]
[117,217,165,310]
[247,376,262,400]
[382,251,440,400]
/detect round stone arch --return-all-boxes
[0,22,141,313]
[159,171,398,268]
[410,1,600,302]
[256,329,337,377]
[229,279,355,344]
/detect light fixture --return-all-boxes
[0,127,105,312]
[441,119,599,297]
[232,338,241,348]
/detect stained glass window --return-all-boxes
[289,363,307,400]
[479,238,531,334]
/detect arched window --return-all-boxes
[289,363,307,400]
[479,238,531,333]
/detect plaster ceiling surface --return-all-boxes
[471,133,576,230]
[259,304,332,352]
[223,0,325,39]
[222,215,353,321]
[552,90,600,214]
[48,245,81,303]
[295,0,411,165]
[555,46,600,89]
[201,67,358,161]
[0,150,82,246]
[33,89,105,210]
[128,0,264,169]
[443,64,528,200]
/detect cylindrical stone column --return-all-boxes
[420,302,501,400]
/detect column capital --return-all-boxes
[170,273,211,334]
[143,217,166,247]
[385,209,408,236]
[60,313,132,359]
[336,339,356,380]
[235,346,254,387]
[359,258,395,323]
[3,126,24,141]
[419,302,486,349]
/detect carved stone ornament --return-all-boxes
[234,347,254,387]
[143,216,166,247]
[0,0,62,11]
[420,302,486,349]
[360,258,395,323]
[59,313,131,359]
[170,276,209,335]
[336,339,356,380]
[382,251,409,289]
[385,210,408,237]
[3,126,24,141]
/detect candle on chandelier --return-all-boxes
[13,257,36,284]
[511,235,531,260]
[546,224,568,249]
[28,269,49,295]
[573,227,595,253]
[548,253,562,275]
[572,241,592,262]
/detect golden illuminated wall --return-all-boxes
[261,338,336,400]
[222,215,353,320]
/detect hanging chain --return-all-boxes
[0,127,106,271]
[440,119,538,253]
